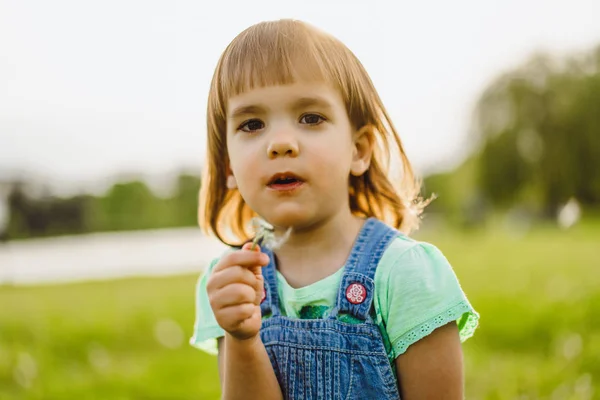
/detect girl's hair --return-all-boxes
[200,19,429,246]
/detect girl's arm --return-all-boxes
[207,244,282,400]
[395,321,464,399]
[217,336,282,400]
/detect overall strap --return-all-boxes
[330,218,398,321]
[259,246,281,317]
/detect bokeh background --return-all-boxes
[1,1,599,399]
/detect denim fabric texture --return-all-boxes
[259,218,402,400]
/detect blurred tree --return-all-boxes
[472,46,600,216]
[95,180,158,231]
[422,156,489,228]
[4,173,203,240]
[4,183,89,239]
[171,174,201,227]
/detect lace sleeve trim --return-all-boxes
[392,300,480,357]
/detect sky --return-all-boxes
[1,0,600,195]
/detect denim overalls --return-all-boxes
[259,218,402,399]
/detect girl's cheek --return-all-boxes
[228,141,251,164]
[230,147,261,182]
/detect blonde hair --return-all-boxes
[200,19,428,246]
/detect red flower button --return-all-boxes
[345,283,367,304]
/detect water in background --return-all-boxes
[0,229,227,285]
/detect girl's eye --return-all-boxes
[239,119,265,132]
[300,114,325,125]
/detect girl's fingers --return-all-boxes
[210,283,257,309]
[217,303,256,328]
[239,242,269,277]
[242,242,259,252]
[213,250,269,273]
[253,274,265,305]
[208,265,257,291]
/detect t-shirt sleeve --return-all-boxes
[189,257,225,355]
[380,242,480,359]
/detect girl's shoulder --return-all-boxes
[375,234,465,304]
[373,235,479,359]
[376,234,453,281]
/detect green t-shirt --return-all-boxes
[190,235,480,363]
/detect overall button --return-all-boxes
[345,283,367,304]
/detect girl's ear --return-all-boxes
[224,159,237,190]
[226,175,237,189]
[224,158,238,189]
[350,125,375,177]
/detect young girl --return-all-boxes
[191,19,479,399]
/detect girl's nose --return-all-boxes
[267,134,299,159]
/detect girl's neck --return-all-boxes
[272,209,365,288]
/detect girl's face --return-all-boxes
[226,82,367,230]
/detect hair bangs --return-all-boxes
[216,20,353,106]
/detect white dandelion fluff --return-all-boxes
[250,217,292,250]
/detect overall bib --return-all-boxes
[259,218,402,399]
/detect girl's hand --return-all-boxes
[206,243,270,341]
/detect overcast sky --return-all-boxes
[1,0,600,194]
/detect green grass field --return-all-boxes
[1,219,599,399]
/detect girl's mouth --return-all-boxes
[267,173,305,191]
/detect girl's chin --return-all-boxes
[259,210,313,230]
